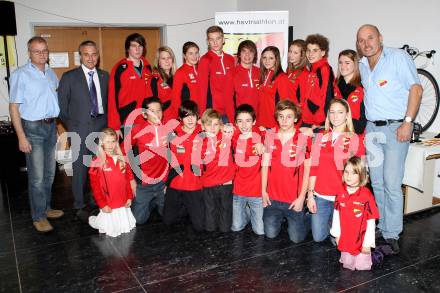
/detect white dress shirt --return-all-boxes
[81,64,104,114]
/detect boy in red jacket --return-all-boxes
[123,97,177,224]
[301,34,335,132]
[199,109,236,232]
[108,33,153,137]
[198,26,235,122]
[232,40,260,112]
[163,100,205,231]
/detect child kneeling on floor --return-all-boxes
[88,128,136,237]
[330,156,379,270]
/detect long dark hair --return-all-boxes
[259,46,283,85]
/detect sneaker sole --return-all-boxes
[46,214,64,219]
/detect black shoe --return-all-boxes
[329,236,337,247]
[385,238,400,255]
[75,209,90,223]
[89,208,100,217]
[375,228,382,240]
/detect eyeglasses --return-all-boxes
[30,50,49,55]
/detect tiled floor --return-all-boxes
[1,170,440,293]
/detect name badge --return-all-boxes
[177,145,185,154]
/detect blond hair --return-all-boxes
[342,156,368,187]
[324,99,355,134]
[201,109,221,125]
[96,128,126,170]
[153,46,176,83]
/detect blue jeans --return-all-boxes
[22,120,57,221]
[231,195,264,235]
[365,122,409,240]
[131,181,165,224]
[311,196,334,242]
[263,200,308,243]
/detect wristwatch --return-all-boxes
[404,116,413,123]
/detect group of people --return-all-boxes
[9,23,422,271]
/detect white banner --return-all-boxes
[215,11,289,68]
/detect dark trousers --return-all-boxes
[163,187,205,231]
[131,181,165,224]
[70,116,106,209]
[203,184,233,232]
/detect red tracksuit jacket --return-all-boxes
[232,127,263,197]
[200,132,236,188]
[89,155,134,209]
[108,57,153,130]
[287,68,309,107]
[169,123,203,191]
[334,77,366,134]
[335,186,379,255]
[123,119,170,185]
[265,129,311,203]
[310,130,365,196]
[198,50,235,121]
[257,70,295,128]
[302,58,334,126]
[169,64,202,119]
[150,71,173,122]
[232,64,260,112]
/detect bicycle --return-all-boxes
[401,44,439,132]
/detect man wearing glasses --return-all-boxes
[9,36,63,233]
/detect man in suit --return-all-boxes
[58,40,109,221]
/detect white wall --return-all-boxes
[238,0,440,133]
[0,0,236,119]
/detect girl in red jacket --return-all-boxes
[334,49,366,134]
[89,128,136,237]
[330,156,379,271]
[307,99,365,243]
[287,39,309,108]
[257,46,295,128]
[169,42,202,119]
[151,46,176,122]
[301,34,335,133]
[232,40,260,112]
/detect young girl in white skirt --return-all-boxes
[88,128,136,237]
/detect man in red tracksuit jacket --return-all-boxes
[108,33,153,137]
[198,25,235,122]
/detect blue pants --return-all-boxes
[22,119,57,221]
[131,181,165,224]
[231,195,264,235]
[310,196,334,242]
[263,200,308,243]
[365,122,409,240]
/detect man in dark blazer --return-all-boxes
[58,40,109,221]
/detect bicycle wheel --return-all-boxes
[416,69,440,132]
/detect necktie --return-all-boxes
[88,71,99,117]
